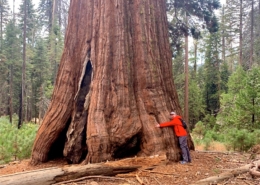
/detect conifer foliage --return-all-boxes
[0,0,69,125]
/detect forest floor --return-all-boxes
[1,143,260,185]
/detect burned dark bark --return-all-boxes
[31,0,194,165]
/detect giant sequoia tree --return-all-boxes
[31,0,192,164]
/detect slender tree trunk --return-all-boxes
[239,0,242,65]
[38,84,43,123]
[221,3,225,62]
[0,2,3,52]
[31,0,192,165]
[216,39,221,109]
[58,0,62,28]
[250,0,254,68]
[52,0,56,28]
[13,0,15,20]
[18,0,27,128]
[8,65,13,123]
[62,0,68,33]
[184,14,189,124]
[193,39,197,76]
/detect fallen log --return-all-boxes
[0,163,140,185]
[249,160,260,177]
[191,160,260,185]
[195,150,239,155]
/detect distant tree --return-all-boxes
[17,0,37,126]
[249,0,254,68]
[37,0,52,34]
[3,20,22,122]
[220,61,230,94]
[236,67,260,127]
[239,0,243,65]
[188,78,205,129]
[30,39,48,121]
[217,66,260,130]
[18,0,37,44]
[242,0,260,69]
[38,0,67,84]
[223,0,250,69]
[47,23,64,84]
[38,0,69,35]
[203,32,222,114]
[0,0,9,52]
[167,0,220,125]
[167,0,220,54]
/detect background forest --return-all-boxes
[0,0,260,163]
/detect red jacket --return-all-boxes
[159,115,187,137]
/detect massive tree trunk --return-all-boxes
[31,0,193,165]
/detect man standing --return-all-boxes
[156,111,191,164]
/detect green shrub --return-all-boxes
[253,129,260,144]
[224,129,255,152]
[0,116,38,164]
[192,121,206,138]
[205,130,225,142]
[202,114,216,130]
[203,137,212,151]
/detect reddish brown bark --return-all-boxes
[31,0,193,165]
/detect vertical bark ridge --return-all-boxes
[129,0,177,157]
[86,0,142,163]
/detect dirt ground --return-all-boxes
[1,149,260,185]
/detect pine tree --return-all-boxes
[38,0,69,35]
[203,32,222,114]
[30,38,48,120]
[223,0,249,69]
[236,67,260,128]
[3,20,22,122]
[242,4,260,68]
[188,78,205,129]
[217,66,260,130]
[18,0,36,44]
[167,0,220,53]
[47,23,64,84]
[0,0,10,52]
[220,61,230,94]
[17,0,37,126]
[217,66,246,128]
[37,0,52,34]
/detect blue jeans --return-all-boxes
[178,136,191,162]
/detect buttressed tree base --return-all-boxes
[31,0,194,165]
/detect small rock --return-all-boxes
[9,161,20,165]
[195,171,201,176]
[205,173,209,176]
[90,181,99,185]
[149,154,159,158]
[0,165,6,169]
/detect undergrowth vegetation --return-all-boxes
[192,119,260,152]
[0,116,38,164]
[191,66,260,153]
